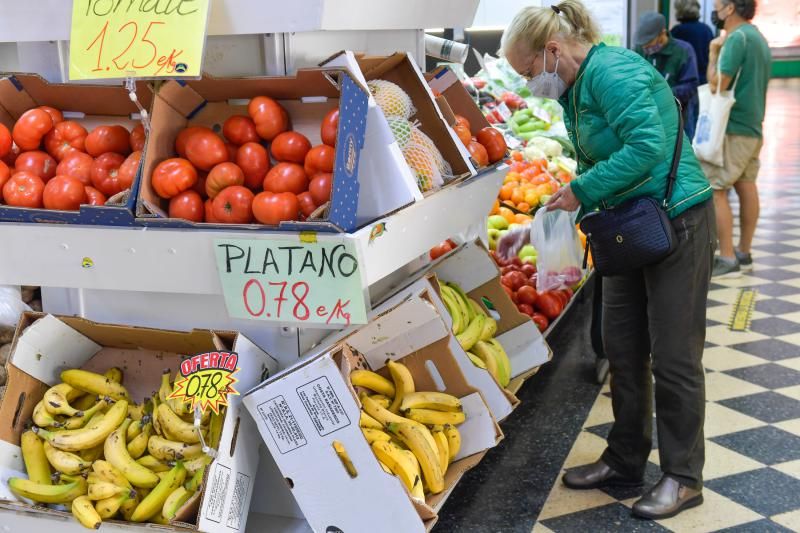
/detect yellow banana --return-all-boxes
[105,367,124,384]
[350,369,396,397]
[88,481,129,501]
[157,404,201,444]
[61,369,130,401]
[468,297,487,317]
[43,441,92,474]
[445,282,474,323]
[130,462,187,522]
[362,427,392,444]
[471,341,500,383]
[127,418,146,440]
[400,391,462,412]
[333,440,358,478]
[96,490,133,519]
[184,464,206,492]
[21,430,51,485]
[43,383,83,417]
[387,360,415,414]
[184,454,212,476]
[136,455,172,473]
[370,394,391,409]
[456,314,485,352]
[206,409,225,450]
[33,400,63,428]
[71,494,102,529]
[163,486,194,520]
[387,422,445,494]
[480,315,498,341]
[119,491,140,520]
[148,435,203,462]
[359,411,383,430]
[370,441,419,493]
[104,418,160,489]
[360,393,407,426]
[169,372,192,417]
[440,286,465,334]
[72,393,99,412]
[432,428,450,473]
[128,402,145,421]
[8,477,87,504]
[79,443,105,463]
[444,425,461,460]
[151,394,163,437]
[92,460,131,489]
[405,408,466,426]
[466,351,488,369]
[158,372,172,404]
[487,339,512,387]
[149,513,169,524]
[127,422,153,459]
[61,398,110,430]
[34,400,128,452]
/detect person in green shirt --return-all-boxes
[703,0,771,278]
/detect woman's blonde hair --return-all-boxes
[501,0,601,59]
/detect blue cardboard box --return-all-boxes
[0,74,151,226]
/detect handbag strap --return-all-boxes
[664,98,684,207]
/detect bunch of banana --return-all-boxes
[351,362,465,501]
[10,366,215,530]
[440,280,513,388]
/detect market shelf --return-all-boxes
[0,166,503,295]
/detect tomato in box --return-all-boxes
[206,162,245,199]
[85,125,131,157]
[12,108,53,151]
[236,142,270,190]
[43,176,87,211]
[15,151,57,182]
[3,172,44,208]
[212,185,254,224]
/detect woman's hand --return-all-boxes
[546,184,581,211]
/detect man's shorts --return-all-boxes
[701,134,764,190]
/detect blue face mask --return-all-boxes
[643,41,666,55]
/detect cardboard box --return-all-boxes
[323,52,477,191]
[0,313,278,533]
[137,68,377,233]
[0,74,151,226]
[243,294,501,533]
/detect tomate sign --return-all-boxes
[69,0,210,80]
[213,238,369,327]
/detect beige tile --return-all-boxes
[654,489,763,532]
[775,333,800,347]
[777,385,800,401]
[772,509,800,530]
[704,402,766,438]
[563,430,607,469]
[773,459,800,479]
[708,288,754,305]
[705,372,768,402]
[778,311,800,323]
[782,250,800,261]
[778,294,800,305]
[713,276,772,289]
[777,357,800,372]
[781,238,800,248]
[705,325,769,347]
[774,419,800,438]
[777,278,800,289]
[778,263,800,273]
[583,393,615,429]
[703,346,768,372]
[648,448,660,465]
[619,497,638,509]
[706,304,735,324]
[703,441,765,480]
[536,481,617,520]
[530,522,556,533]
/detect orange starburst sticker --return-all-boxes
[169,351,240,415]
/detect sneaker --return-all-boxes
[735,250,753,272]
[712,256,741,278]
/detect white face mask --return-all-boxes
[526,51,568,99]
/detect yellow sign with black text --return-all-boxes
[69,0,210,80]
[169,351,240,415]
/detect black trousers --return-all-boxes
[600,199,716,490]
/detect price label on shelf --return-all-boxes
[213,238,369,327]
[68,0,211,80]
[169,351,239,415]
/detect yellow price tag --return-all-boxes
[169,351,240,415]
[69,0,210,80]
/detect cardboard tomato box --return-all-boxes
[0,313,278,533]
[0,74,151,226]
[136,67,387,232]
[242,293,502,533]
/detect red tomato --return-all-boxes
[0,123,11,158]
[502,284,516,303]
[185,129,228,171]
[467,141,489,167]
[56,152,94,186]
[175,126,211,158]
[320,108,339,147]
[476,127,507,163]
[43,175,87,211]
[44,121,88,161]
[430,241,455,260]
[248,96,289,141]
[90,152,127,196]
[223,115,259,145]
[206,162,245,199]
[236,142,270,190]
[517,303,535,317]
[225,142,238,162]
[192,171,208,199]
[454,115,471,131]
[271,131,311,164]
[84,186,107,206]
[309,172,333,205]
[297,191,317,218]
[1,143,20,167]
[531,312,549,332]
[453,124,471,146]
[15,151,57,182]
[38,106,63,125]
[151,158,198,199]
[130,124,146,152]
[517,285,538,306]
[85,125,131,157]
[0,161,10,202]
[304,144,334,176]
[252,191,300,225]
[535,291,563,320]
[169,190,204,222]
[12,109,54,151]
[116,151,142,194]
[3,171,44,208]
[204,198,216,222]
[212,185,254,224]
[263,162,308,195]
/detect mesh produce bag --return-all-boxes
[368,80,416,119]
[387,118,453,192]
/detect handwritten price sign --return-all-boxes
[69,0,210,80]
[169,351,239,415]
[214,238,368,327]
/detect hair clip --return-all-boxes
[551,4,561,14]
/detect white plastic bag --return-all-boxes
[530,210,584,292]
[0,286,31,327]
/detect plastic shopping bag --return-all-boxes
[530,209,584,292]
[0,285,31,327]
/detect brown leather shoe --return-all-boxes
[632,476,703,519]
[562,460,643,490]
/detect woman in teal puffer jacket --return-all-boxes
[499,0,715,521]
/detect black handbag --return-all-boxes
[578,100,684,276]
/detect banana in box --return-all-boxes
[0,312,278,533]
[242,293,502,533]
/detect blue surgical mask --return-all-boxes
[526,51,568,100]
[643,41,666,55]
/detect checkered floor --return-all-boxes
[533,81,800,532]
